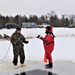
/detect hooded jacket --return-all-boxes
[40,27,55,52]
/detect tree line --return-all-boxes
[0,11,75,27]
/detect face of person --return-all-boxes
[16,30,21,33]
[45,28,48,32]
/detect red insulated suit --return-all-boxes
[40,29,54,63]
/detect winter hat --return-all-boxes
[16,27,21,30]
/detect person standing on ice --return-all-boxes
[11,27,29,69]
[37,26,55,68]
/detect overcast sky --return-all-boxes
[0,0,75,18]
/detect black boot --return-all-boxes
[45,62,53,68]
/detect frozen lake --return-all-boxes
[0,28,75,62]
[0,28,75,75]
[0,37,75,63]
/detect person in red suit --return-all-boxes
[37,26,55,68]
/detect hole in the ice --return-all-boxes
[14,69,57,75]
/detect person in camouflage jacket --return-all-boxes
[11,27,29,68]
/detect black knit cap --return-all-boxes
[46,26,51,30]
[16,27,21,30]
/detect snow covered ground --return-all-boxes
[0,28,75,75]
[0,28,75,62]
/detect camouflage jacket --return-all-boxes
[11,31,26,48]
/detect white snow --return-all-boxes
[0,28,75,63]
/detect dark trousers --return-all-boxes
[13,49,25,65]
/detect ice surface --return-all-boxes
[0,28,75,75]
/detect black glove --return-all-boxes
[25,41,29,44]
[37,35,40,38]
